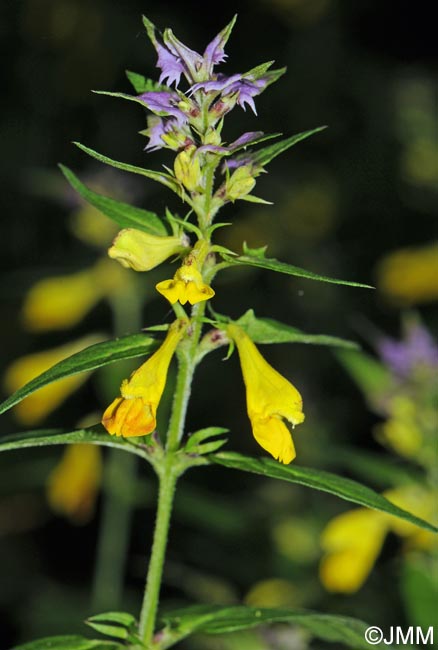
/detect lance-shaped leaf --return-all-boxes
[0,334,157,416]
[221,249,372,289]
[74,143,182,196]
[236,309,358,348]
[86,611,139,643]
[336,348,393,400]
[10,635,122,650]
[0,427,149,459]
[60,165,167,236]
[209,452,437,532]
[160,605,397,650]
[229,127,326,169]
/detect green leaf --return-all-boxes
[59,165,167,236]
[229,127,326,169]
[222,251,372,288]
[87,612,136,627]
[240,194,273,205]
[236,309,358,349]
[74,143,182,195]
[401,559,438,629]
[226,132,282,155]
[0,427,148,459]
[252,127,327,166]
[11,636,122,650]
[93,90,157,109]
[84,623,128,641]
[125,70,164,93]
[336,349,393,400]
[209,452,438,532]
[185,427,229,451]
[160,605,397,650]
[324,446,421,488]
[0,334,157,416]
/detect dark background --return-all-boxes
[1,0,437,648]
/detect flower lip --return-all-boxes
[227,323,304,464]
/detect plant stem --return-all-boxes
[138,300,207,646]
[138,457,178,647]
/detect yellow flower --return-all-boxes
[376,243,438,305]
[245,578,298,608]
[70,204,119,247]
[22,269,105,332]
[47,444,102,523]
[108,229,189,272]
[21,260,125,332]
[375,396,423,460]
[227,324,304,464]
[319,485,436,593]
[3,335,102,425]
[102,319,188,437]
[155,252,215,306]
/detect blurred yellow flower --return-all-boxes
[320,485,435,593]
[108,228,189,272]
[4,335,102,425]
[375,396,423,460]
[69,204,118,247]
[156,255,215,306]
[21,259,125,332]
[47,444,102,523]
[227,324,304,464]
[102,319,188,437]
[376,243,438,305]
[245,578,298,608]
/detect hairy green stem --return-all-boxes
[138,300,207,646]
[138,456,178,647]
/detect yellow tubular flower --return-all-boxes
[47,444,102,524]
[4,335,102,425]
[376,243,438,305]
[108,229,189,272]
[320,508,389,593]
[102,319,188,437]
[319,485,436,593]
[227,324,304,464]
[22,268,106,331]
[156,252,215,306]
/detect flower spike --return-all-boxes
[227,324,304,463]
[102,319,188,437]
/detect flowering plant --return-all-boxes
[1,16,436,650]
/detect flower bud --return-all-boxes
[226,165,256,201]
[204,128,222,146]
[108,229,189,272]
[174,145,203,192]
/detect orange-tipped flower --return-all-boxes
[228,324,304,464]
[102,319,188,437]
